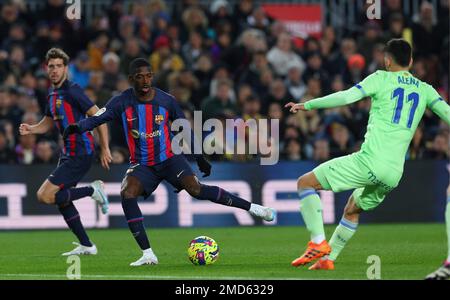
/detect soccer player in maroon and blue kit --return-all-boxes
[64,58,276,266]
[19,48,112,256]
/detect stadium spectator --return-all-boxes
[0,86,22,127]
[367,43,385,73]
[382,0,406,30]
[201,78,237,119]
[302,51,330,92]
[208,0,234,37]
[246,6,270,36]
[285,61,306,101]
[242,94,262,120]
[264,78,293,112]
[313,139,330,162]
[15,131,36,164]
[33,140,58,164]
[343,53,367,86]
[149,35,185,74]
[424,131,450,159]
[239,50,270,92]
[68,51,91,89]
[87,32,110,71]
[328,122,353,158]
[0,127,16,163]
[412,1,438,58]
[102,51,121,92]
[267,32,305,77]
[181,31,204,69]
[221,28,266,78]
[407,125,426,160]
[180,6,209,43]
[232,0,255,35]
[120,37,143,74]
[87,71,111,107]
[284,138,303,161]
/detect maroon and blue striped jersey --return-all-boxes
[78,87,185,166]
[45,80,95,157]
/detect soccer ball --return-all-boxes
[187,236,219,265]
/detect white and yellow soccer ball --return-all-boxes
[187,236,219,265]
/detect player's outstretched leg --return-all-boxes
[37,180,98,255]
[291,172,331,267]
[180,175,276,222]
[38,179,109,214]
[310,194,362,270]
[425,186,450,280]
[121,176,158,266]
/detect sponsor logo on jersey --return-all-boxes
[131,129,162,140]
[94,107,106,116]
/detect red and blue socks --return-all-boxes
[197,185,251,210]
[55,186,94,206]
[58,202,92,247]
[122,197,151,250]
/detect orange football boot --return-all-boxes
[308,259,335,270]
[291,240,331,267]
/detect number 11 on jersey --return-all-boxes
[391,87,419,128]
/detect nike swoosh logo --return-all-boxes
[127,118,137,121]
[177,170,185,178]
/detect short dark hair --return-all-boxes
[45,48,70,65]
[384,39,412,67]
[129,58,152,75]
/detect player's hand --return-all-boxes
[285,102,307,113]
[100,147,113,170]
[19,123,33,135]
[63,123,80,139]
[196,156,212,178]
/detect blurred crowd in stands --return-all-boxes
[0,0,448,165]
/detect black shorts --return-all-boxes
[48,155,93,189]
[125,155,195,197]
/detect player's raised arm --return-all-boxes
[19,116,53,135]
[85,105,113,170]
[426,90,450,125]
[285,86,366,113]
[63,96,119,139]
[286,71,381,113]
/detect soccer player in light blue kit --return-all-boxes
[285,39,450,270]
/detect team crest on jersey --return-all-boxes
[56,99,62,108]
[155,114,164,125]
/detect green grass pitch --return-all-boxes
[0,224,446,280]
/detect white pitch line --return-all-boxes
[0,273,311,280]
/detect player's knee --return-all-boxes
[36,190,54,205]
[185,183,201,197]
[297,175,311,190]
[343,210,359,223]
[343,201,361,222]
[120,187,139,199]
